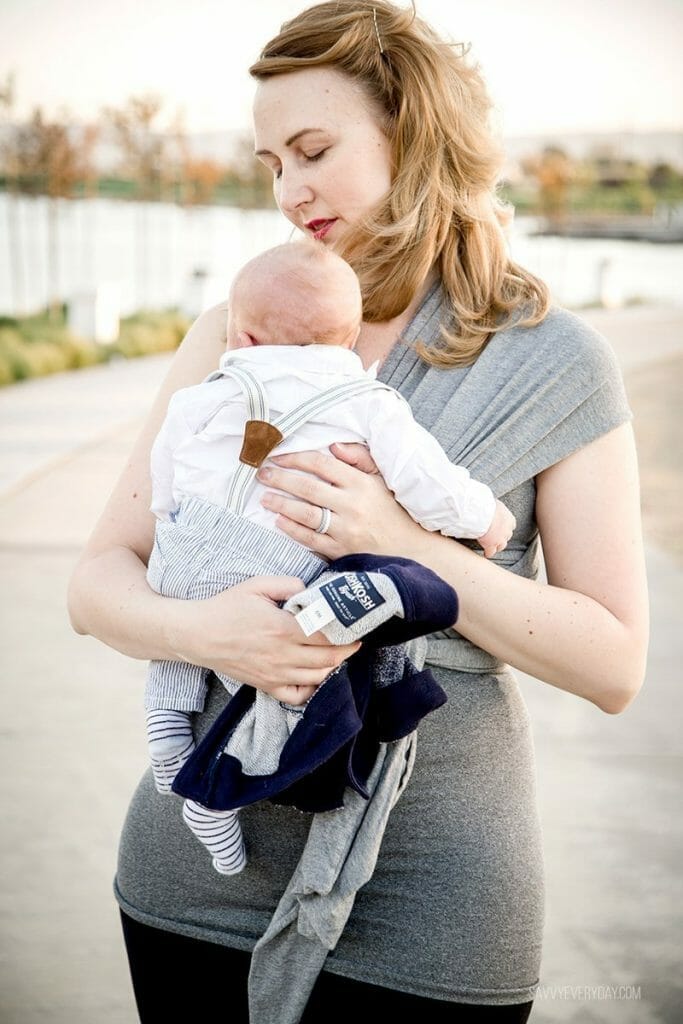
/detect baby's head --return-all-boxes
[226,241,362,351]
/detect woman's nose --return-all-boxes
[277,167,314,214]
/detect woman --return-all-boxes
[67,2,648,1020]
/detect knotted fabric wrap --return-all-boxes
[247,730,418,1024]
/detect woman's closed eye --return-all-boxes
[268,149,329,180]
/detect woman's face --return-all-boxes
[253,67,393,246]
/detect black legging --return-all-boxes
[120,910,534,1022]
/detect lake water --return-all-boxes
[0,194,681,317]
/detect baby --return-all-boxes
[145,241,515,874]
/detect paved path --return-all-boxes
[0,353,174,498]
[0,305,681,1022]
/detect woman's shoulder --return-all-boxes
[495,303,623,384]
[516,302,613,347]
[184,300,230,350]
[155,300,229,401]
[464,304,632,493]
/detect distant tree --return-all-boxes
[78,122,100,198]
[184,158,226,206]
[13,106,89,318]
[526,146,574,228]
[74,121,101,284]
[103,95,167,307]
[228,132,276,208]
[648,162,683,207]
[104,94,165,199]
[0,72,25,314]
[649,162,676,191]
[166,110,191,206]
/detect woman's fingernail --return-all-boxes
[258,467,271,480]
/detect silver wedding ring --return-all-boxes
[315,507,332,534]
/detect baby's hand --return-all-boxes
[477,500,516,558]
[268,683,319,707]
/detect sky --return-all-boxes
[1,0,682,139]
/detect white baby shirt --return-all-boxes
[149,344,496,540]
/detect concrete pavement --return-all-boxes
[0,306,681,1023]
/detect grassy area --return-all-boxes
[501,180,683,218]
[0,176,276,209]
[0,307,190,387]
[3,177,678,216]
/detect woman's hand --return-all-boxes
[255,441,424,559]
[165,572,362,706]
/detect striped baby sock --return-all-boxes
[182,799,247,875]
[145,709,195,794]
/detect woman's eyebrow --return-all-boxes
[255,128,326,157]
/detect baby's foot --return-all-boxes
[182,800,247,875]
[146,709,196,794]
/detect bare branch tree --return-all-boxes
[13,106,85,318]
[523,146,575,229]
[103,94,167,307]
[0,72,25,314]
[103,94,165,200]
[228,132,275,208]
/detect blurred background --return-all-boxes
[0,1,681,1022]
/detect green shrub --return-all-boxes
[0,353,16,386]
[114,309,189,358]
[19,341,72,377]
[19,314,72,347]
[0,328,31,381]
[0,306,190,386]
[60,335,108,368]
[116,323,174,358]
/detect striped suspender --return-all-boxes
[204,364,390,515]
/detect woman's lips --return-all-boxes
[306,219,337,240]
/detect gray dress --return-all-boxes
[114,283,631,1006]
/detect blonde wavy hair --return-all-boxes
[250,0,550,367]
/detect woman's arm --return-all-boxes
[415,423,649,713]
[66,302,361,700]
[67,300,231,651]
[253,424,649,714]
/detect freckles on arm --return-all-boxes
[396,424,649,712]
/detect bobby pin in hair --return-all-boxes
[372,7,385,54]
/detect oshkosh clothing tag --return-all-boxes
[295,597,337,637]
[320,572,386,626]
